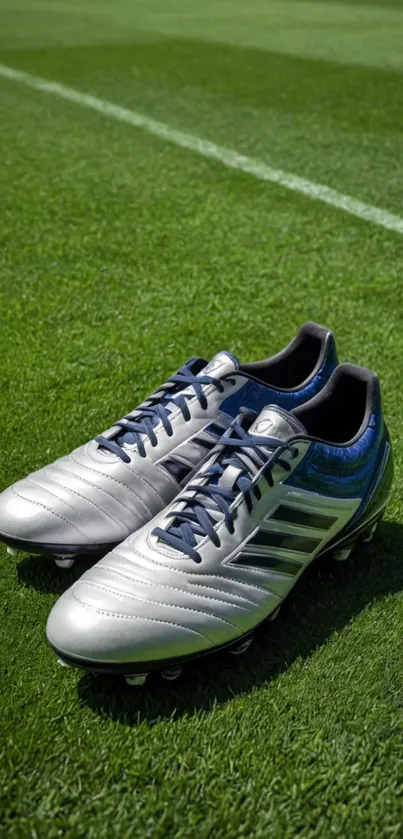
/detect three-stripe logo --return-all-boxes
[231,502,339,577]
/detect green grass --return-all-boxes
[1,1,403,836]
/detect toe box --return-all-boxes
[46,575,215,669]
[0,478,118,554]
[0,482,85,549]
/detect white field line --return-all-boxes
[1,61,403,236]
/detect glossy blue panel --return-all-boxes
[221,347,337,418]
[286,411,384,500]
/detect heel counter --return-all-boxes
[360,422,394,522]
[380,421,394,503]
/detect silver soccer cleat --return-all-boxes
[0,324,338,568]
[46,364,392,685]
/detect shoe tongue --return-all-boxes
[198,351,239,379]
[249,405,306,441]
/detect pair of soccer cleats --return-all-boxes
[0,322,393,686]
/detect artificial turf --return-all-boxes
[1,1,403,836]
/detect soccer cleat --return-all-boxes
[46,363,393,682]
[0,323,337,565]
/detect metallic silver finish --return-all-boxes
[46,406,361,670]
[0,353,242,555]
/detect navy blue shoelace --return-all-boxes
[153,419,299,562]
[95,361,231,463]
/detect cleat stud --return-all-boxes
[361,523,378,543]
[125,673,148,687]
[333,547,352,562]
[161,665,183,681]
[57,658,72,669]
[6,546,18,557]
[55,556,76,569]
[269,605,281,622]
[229,636,254,656]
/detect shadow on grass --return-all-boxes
[17,554,98,594]
[70,520,403,726]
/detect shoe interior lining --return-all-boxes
[293,366,375,445]
[240,322,328,390]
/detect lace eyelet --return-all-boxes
[292,448,299,458]
[228,378,236,386]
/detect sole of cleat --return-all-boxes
[268,605,281,621]
[0,531,118,559]
[49,630,258,677]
